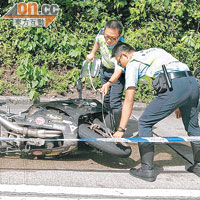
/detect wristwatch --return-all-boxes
[117,127,126,133]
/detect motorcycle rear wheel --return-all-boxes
[78,123,132,158]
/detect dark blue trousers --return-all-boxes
[138,76,200,139]
[101,67,125,110]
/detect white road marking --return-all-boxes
[0,184,200,199]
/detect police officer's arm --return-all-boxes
[113,87,136,138]
[101,69,123,95]
[86,41,100,61]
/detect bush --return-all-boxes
[0,0,199,102]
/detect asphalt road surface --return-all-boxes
[0,100,199,199]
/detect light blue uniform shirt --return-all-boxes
[125,48,190,89]
[95,28,125,69]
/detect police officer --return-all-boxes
[102,42,200,182]
[86,20,125,131]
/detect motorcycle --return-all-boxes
[0,60,132,159]
[0,64,198,159]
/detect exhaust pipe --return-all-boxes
[0,115,62,138]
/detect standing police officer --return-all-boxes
[86,20,125,131]
[102,42,200,182]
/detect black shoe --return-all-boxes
[129,167,156,182]
[187,163,200,177]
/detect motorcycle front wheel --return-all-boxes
[78,123,132,158]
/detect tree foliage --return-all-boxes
[0,0,199,101]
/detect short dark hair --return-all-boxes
[112,42,135,57]
[105,20,123,35]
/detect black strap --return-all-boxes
[102,66,114,73]
[169,71,192,79]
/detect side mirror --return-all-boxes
[76,79,82,99]
[80,58,101,78]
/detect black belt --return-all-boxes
[102,66,114,73]
[169,71,192,80]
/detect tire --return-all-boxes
[78,123,132,158]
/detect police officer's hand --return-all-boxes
[113,131,124,138]
[101,82,111,95]
[86,53,95,61]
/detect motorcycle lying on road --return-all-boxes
[0,62,199,159]
[0,60,132,159]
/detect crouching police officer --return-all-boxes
[102,42,200,182]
